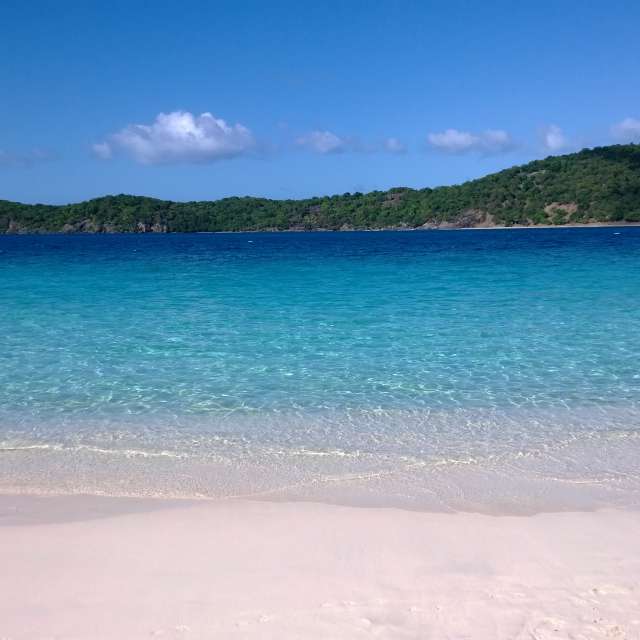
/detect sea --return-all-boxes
[1,228,639,512]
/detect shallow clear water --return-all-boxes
[1,229,640,511]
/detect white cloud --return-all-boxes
[384,137,406,153]
[94,111,255,164]
[427,128,514,154]
[296,131,408,155]
[296,130,347,154]
[611,117,640,142]
[541,125,569,152]
[427,129,477,152]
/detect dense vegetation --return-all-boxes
[2,144,640,233]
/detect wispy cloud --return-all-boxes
[611,117,640,142]
[383,137,407,154]
[94,111,255,164]
[427,128,514,154]
[541,124,569,152]
[0,148,55,168]
[296,130,407,155]
[91,142,113,160]
[295,130,349,154]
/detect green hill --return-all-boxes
[2,144,640,233]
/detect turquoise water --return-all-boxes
[1,229,640,510]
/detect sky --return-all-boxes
[1,0,640,204]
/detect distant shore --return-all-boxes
[440,220,640,230]
[3,220,640,236]
[211,220,640,233]
[4,144,640,234]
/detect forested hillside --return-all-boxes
[2,144,640,233]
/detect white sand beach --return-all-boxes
[1,495,639,639]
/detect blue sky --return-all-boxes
[1,0,640,204]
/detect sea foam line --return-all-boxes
[0,442,188,459]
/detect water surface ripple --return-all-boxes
[1,229,639,511]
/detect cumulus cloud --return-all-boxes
[541,124,569,152]
[611,117,640,142]
[427,128,514,154]
[94,111,255,164]
[295,130,348,154]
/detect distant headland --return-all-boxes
[2,144,640,234]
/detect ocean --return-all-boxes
[1,228,639,512]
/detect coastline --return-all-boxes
[2,493,639,639]
[4,421,640,515]
[3,220,640,235]
[210,220,640,233]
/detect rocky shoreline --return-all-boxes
[4,218,640,234]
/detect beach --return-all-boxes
[2,494,639,639]
[4,0,640,635]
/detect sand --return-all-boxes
[1,495,639,639]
